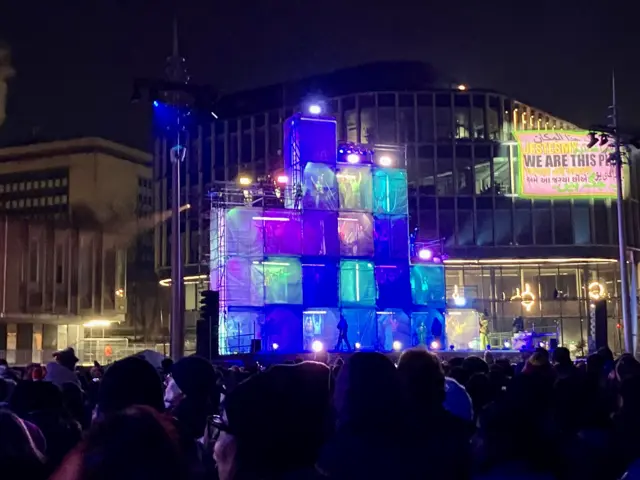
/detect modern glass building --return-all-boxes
[154,61,640,352]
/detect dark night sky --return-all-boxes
[0,0,638,151]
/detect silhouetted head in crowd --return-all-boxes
[587,353,606,376]
[448,356,464,369]
[462,356,489,376]
[53,348,79,372]
[52,405,186,480]
[552,347,572,366]
[31,365,45,381]
[483,351,495,365]
[161,358,174,376]
[522,351,553,376]
[466,373,494,416]
[333,352,406,436]
[0,409,46,479]
[9,379,65,416]
[10,380,82,469]
[449,366,469,386]
[165,355,219,440]
[475,371,556,475]
[597,346,614,364]
[615,354,640,383]
[96,356,164,419]
[165,355,218,410]
[397,348,445,412]
[495,358,513,376]
[214,361,331,480]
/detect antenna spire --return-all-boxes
[165,15,189,84]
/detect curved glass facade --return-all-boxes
[172,90,640,256]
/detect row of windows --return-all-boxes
[412,198,640,248]
[0,177,68,193]
[0,195,68,209]
[155,92,576,187]
[215,93,574,137]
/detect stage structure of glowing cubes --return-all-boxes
[210,112,446,354]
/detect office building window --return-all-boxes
[29,242,39,283]
[435,94,453,141]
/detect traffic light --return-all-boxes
[196,290,219,360]
[199,290,219,322]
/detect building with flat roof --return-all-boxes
[0,137,155,363]
[154,61,640,353]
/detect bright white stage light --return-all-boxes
[430,340,440,350]
[308,104,322,114]
[379,155,392,167]
[272,343,279,350]
[503,341,511,349]
[355,342,362,350]
[276,175,288,184]
[312,340,324,353]
[346,153,360,164]
[418,248,433,260]
[392,340,402,351]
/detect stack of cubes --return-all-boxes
[215,113,445,354]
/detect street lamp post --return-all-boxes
[611,74,633,354]
[170,144,186,360]
[589,73,634,353]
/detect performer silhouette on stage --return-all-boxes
[512,316,524,334]
[335,314,352,351]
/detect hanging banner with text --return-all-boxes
[514,130,621,199]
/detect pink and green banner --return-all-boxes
[514,130,619,199]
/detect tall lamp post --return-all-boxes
[132,77,216,359]
[170,143,186,359]
[590,73,632,353]
[612,86,633,355]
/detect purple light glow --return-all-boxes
[418,248,432,260]
[347,153,360,164]
[252,216,290,222]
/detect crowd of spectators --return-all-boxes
[0,344,639,479]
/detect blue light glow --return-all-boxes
[153,100,159,107]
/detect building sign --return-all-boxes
[514,130,619,199]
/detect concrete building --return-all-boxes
[0,137,153,363]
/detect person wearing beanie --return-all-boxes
[96,356,164,419]
[164,355,219,441]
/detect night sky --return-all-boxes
[1,0,638,151]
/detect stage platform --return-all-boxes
[215,349,524,367]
